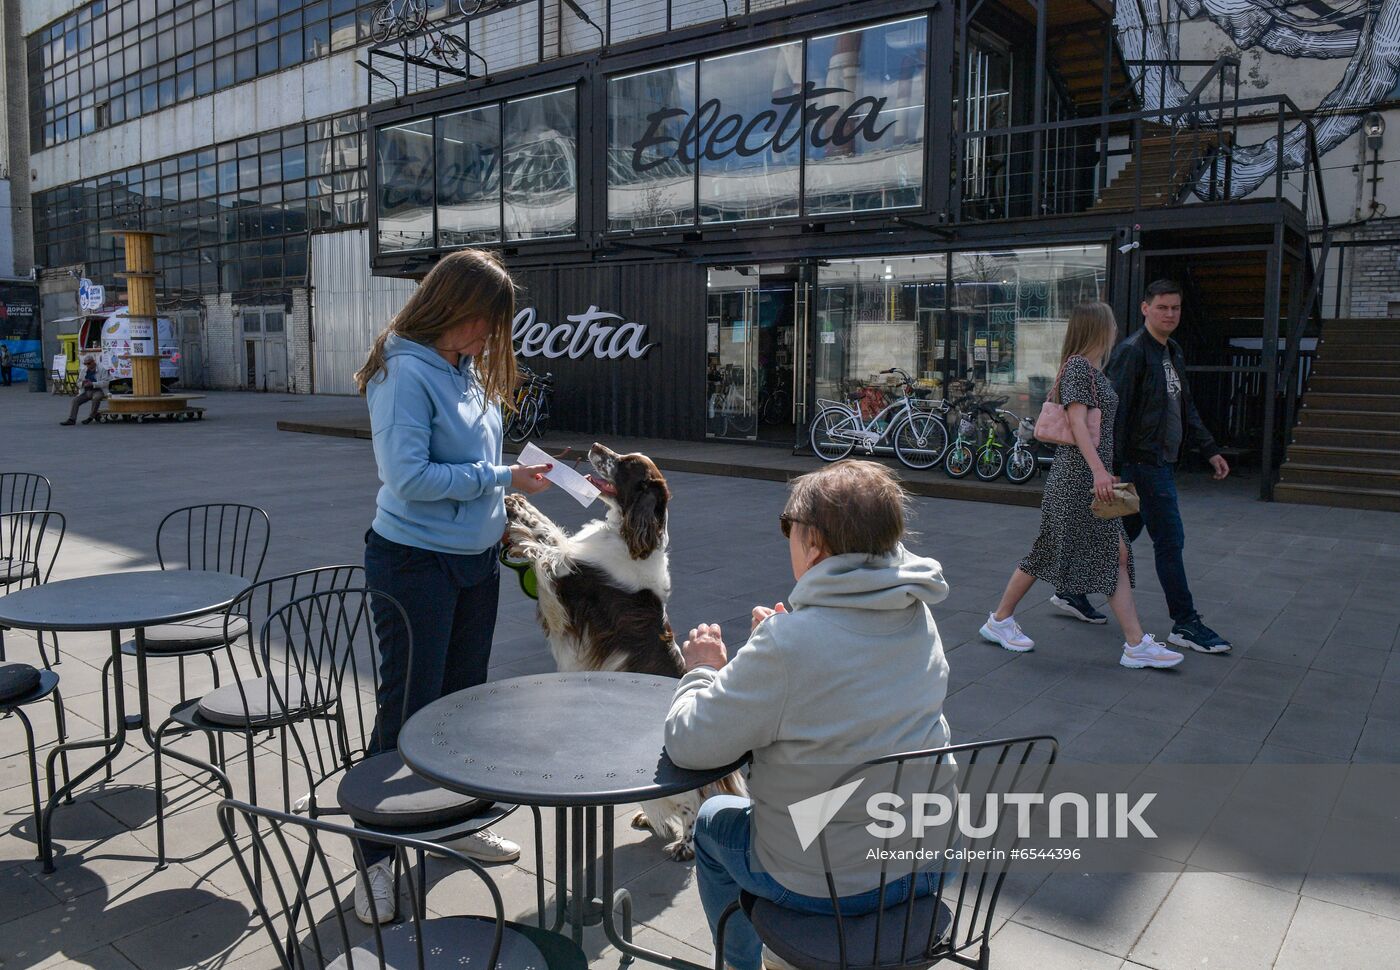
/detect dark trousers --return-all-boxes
[1119,462,1196,625]
[67,387,106,420]
[360,528,501,863]
[0,365,11,385]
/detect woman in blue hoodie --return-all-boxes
[352,248,551,922]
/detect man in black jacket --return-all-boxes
[1105,279,1231,654]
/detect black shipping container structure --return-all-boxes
[365,0,1328,500]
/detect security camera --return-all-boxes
[1118,241,1141,254]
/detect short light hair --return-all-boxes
[784,460,909,556]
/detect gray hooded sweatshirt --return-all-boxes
[665,544,952,896]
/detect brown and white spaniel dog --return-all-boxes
[505,443,742,860]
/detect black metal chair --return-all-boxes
[99,503,271,759]
[0,510,66,669]
[715,736,1058,970]
[217,798,587,970]
[146,565,364,867]
[0,662,70,860]
[0,472,52,516]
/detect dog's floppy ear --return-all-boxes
[623,480,667,560]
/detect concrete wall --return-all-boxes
[311,229,416,395]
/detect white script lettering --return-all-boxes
[512,306,655,360]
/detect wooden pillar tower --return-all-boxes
[104,229,204,420]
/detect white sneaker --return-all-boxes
[1119,634,1184,669]
[354,859,397,924]
[763,945,800,970]
[432,828,521,863]
[979,613,1034,652]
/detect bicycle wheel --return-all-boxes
[892,413,949,470]
[405,0,428,32]
[371,3,396,41]
[809,407,856,462]
[507,399,537,443]
[1006,447,1037,483]
[763,391,790,425]
[944,442,974,478]
[975,446,1005,481]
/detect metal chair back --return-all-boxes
[777,735,1058,970]
[0,510,65,592]
[259,587,403,811]
[0,473,52,516]
[217,798,506,969]
[156,503,270,581]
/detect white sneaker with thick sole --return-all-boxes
[1119,634,1184,669]
[431,828,521,863]
[354,859,397,924]
[979,613,1035,652]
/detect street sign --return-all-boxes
[78,279,105,311]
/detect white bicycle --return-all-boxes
[808,368,950,470]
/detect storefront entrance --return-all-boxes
[705,264,808,443]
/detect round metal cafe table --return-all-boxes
[0,569,250,870]
[400,671,747,970]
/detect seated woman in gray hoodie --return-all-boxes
[665,460,952,970]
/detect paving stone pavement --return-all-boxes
[1,385,1398,970]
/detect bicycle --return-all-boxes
[506,366,552,442]
[1004,416,1039,484]
[943,393,1012,480]
[371,0,427,43]
[809,368,950,470]
[757,370,791,425]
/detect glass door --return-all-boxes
[706,265,804,442]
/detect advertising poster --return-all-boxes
[0,282,41,379]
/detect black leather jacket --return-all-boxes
[1106,328,1219,468]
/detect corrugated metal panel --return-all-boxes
[311,230,417,395]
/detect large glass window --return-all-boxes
[804,17,926,214]
[813,245,1107,416]
[375,118,435,252]
[34,108,366,294]
[503,89,578,240]
[604,15,929,230]
[437,105,501,247]
[698,41,802,224]
[607,63,697,231]
[28,0,379,152]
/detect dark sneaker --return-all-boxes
[59,419,75,426]
[1169,618,1232,654]
[1050,593,1108,625]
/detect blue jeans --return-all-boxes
[1119,463,1196,625]
[694,796,944,970]
[360,528,500,863]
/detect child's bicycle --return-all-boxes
[943,394,1017,481]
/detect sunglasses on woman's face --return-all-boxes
[780,512,802,539]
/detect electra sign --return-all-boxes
[630,81,893,173]
[512,306,654,360]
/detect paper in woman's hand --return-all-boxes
[517,441,600,508]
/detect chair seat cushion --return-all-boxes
[142,614,250,652]
[196,677,311,727]
[0,558,37,585]
[0,663,41,703]
[747,893,953,970]
[337,751,489,829]
[327,916,578,970]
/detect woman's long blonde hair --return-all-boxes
[354,248,520,405]
[1059,301,1118,369]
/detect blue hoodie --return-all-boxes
[367,333,512,555]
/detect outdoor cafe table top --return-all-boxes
[399,672,746,808]
[0,569,250,632]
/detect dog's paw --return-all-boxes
[630,810,653,832]
[663,838,695,862]
[504,493,531,521]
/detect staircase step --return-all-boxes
[1307,376,1400,394]
[1290,426,1400,448]
[1304,393,1400,413]
[1281,463,1400,490]
[1322,318,1400,329]
[1286,445,1400,471]
[1274,482,1400,512]
[1310,360,1400,378]
[1295,409,1400,431]
[1322,332,1400,347]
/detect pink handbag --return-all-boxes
[1034,355,1102,448]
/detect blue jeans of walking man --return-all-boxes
[695,796,944,970]
[1119,462,1195,624]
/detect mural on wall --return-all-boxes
[1116,0,1400,197]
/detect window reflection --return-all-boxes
[375,119,435,252]
[438,106,501,246]
[503,90,578,240]
[607,64,697,231]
